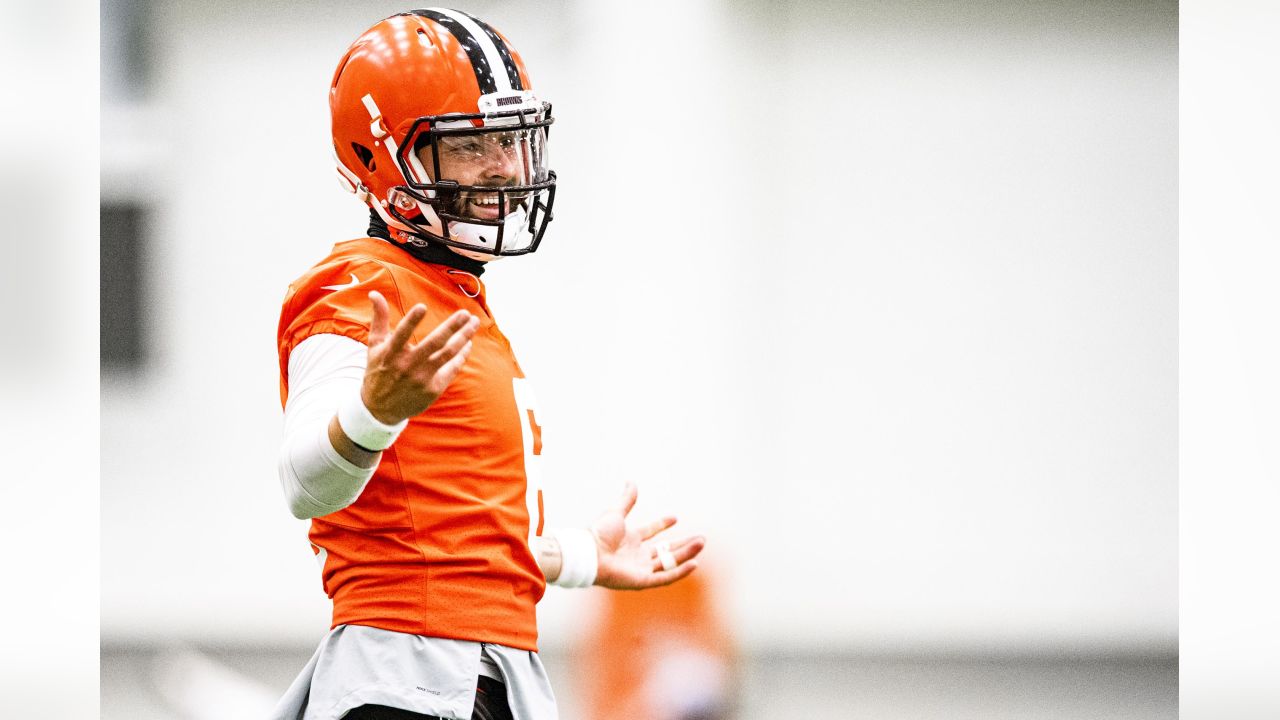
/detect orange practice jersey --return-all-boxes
[277,237,546,651]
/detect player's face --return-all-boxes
[416,130,540,221]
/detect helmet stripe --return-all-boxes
[452,10,524,91]
[409,8,521,94]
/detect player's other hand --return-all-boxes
[361,290,480,424]
[593,482,706,590]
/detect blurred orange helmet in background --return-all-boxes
[581,571,739,720]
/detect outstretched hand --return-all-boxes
[592,483,706,590]
[360,290,481,425]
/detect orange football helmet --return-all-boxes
[330,9,555,259]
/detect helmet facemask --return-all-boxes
[389,101,556,260]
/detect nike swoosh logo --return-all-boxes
[321,273,361,292]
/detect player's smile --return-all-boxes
[467,193,503,219]
[454,188,533,221]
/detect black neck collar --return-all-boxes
[367,211,487,277]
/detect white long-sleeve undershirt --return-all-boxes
[278,333,375,519]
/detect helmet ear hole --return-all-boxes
[351,142,376,171]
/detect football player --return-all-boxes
[270,9,706,720]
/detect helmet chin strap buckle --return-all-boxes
[335,172,371,203]
[334,154,372,202]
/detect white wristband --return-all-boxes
[336,386,408,451]
[549,528,598,588]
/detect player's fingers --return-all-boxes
[423,315,481,367]
[650,536,705,572]
[641,559,699,589]
[655,535,704,559]
[367,291,390,346]
[410,310,475,360]
[638,515,677,541]
[615,482,638,518]
[386,303,428,353]
[430,340,473,389]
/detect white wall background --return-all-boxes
[101,0,1177,655]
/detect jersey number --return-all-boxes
[512,378,544,544]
